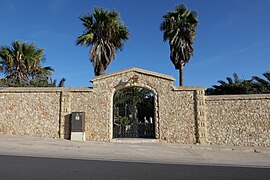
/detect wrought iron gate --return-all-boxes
[113,87,155,138]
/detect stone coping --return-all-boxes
[0,87,93,93]
[91,67,176,82]
[206,94,270,101]
[173,86,205,91]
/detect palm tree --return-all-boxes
[76,8,129,76]
[252,72,270,93]
[20,42,54,80]
[160,4,198,86]
[0,40,55,85]
[206,73,254,95]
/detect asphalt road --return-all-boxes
[0,155,269,180]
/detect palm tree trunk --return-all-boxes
[179,63,184,86]
[95,64,105,76]
[99,65,105,76]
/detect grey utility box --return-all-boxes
[71,112,85,141]
[71,112,85,132]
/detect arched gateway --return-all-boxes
[113,87,155,138]
[88,67,207,144]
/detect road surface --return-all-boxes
[0,155,269,180]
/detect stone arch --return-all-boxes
[110,83,159,139]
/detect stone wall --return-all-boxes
[0,88,61,138]
[0,68,269,147]
[70,90,110,141]
[206,94,270,147]
[160,87,199,144]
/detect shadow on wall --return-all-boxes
[64,114,71,139]
[193,91,200,144]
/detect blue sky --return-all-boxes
[1,0,270,87]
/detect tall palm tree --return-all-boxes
[160,4,198,86]
[0,40,54,84]
[76,8,129,76]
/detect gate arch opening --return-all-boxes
[113,87,155,138]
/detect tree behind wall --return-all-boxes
[252,72,270,94]
[206,72,270,95]
[0,40,65,87]
[160,4,198,86]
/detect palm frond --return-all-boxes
[58,78,66,87]
[233,73,240,83]
[252,76,268,85]
[76,33,94,46]
[262,72,270,82]
[226,77,233,84]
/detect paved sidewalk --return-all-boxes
[0,134,270,168]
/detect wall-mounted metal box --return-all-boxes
[71,112,85,132]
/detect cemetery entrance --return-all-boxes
[113,87,155,138]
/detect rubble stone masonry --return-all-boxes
[206,94,270,147]
[0,88,61,138]
[0,68,269,147]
